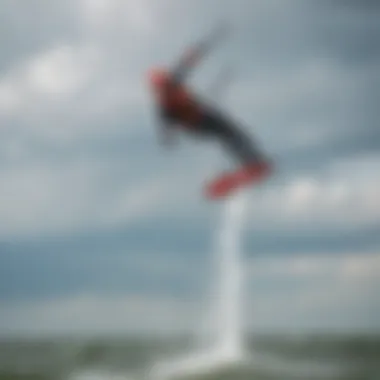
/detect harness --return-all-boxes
[160,84,203,125]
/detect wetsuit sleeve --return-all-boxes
[170,22,229,84]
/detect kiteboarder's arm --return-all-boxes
[171,22,229,84]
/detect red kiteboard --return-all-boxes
[204,161,272,200]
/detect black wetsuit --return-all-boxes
[159,101,263,166]
[155,24,266,166]
[199,108,264,165]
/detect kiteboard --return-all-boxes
[204,161,272,200]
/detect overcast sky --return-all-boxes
[0,0,379,336]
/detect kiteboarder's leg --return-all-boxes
[201,111,264,166]
[200,111,271,199]
[219,124,261,166]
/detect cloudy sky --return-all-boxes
[0,0,379,337]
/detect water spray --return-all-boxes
[149,189,249,380]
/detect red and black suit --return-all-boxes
[148,24,267,167]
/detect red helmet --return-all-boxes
[147,67,169,89]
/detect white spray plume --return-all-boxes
[215,189,248,358]
[150,190,249,380]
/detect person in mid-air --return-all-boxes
[147,23,271,199]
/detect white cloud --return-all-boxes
[25,45,101,96]
[0,44,102,115]
[0,42,121,146]
[0,48,149,157]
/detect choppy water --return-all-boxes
[0,335,379,380]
